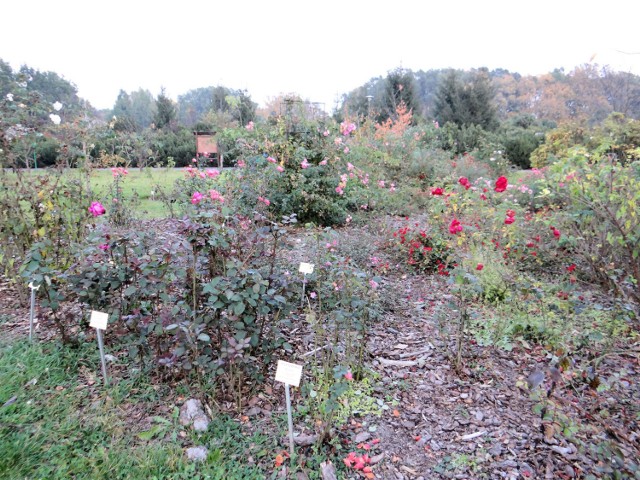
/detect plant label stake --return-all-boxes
[89,310,109,386]
[298,263,314,307]
[275,360,303,455]
[28,282,40,342]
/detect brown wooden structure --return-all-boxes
[193,131,221,168]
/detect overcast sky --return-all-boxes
[2,0,639,112]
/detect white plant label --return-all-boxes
[299,262,314,274]
[89,310,108,330]
[275,360,303,387]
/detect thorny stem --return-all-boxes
[456,301,467,372]
[43,284,69,344]
[191,245,198,320]
[268,227,279,280]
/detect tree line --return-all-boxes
[2,57,639,169]
[339,65,640,127]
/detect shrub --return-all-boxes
[544,150,640,304]
[390,221,454,275]
[530,122,590,168]
[0,169,91,304]
[221,119,381,226]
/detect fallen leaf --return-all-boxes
[549,366,562,383]
[527,370,545,390]
[393,409,400,417]
[544,423,556,442]
[275,454,285,467]
[24,378,37,387]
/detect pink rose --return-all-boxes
[89,201,106,217]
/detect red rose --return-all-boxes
[458,177,471,190]
[431,187,444,195]
[476,263,484,271]
[448,218,463,235]
[494,176,508,192]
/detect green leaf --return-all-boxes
[152,416,171,425]
[234,302,245,315]
[137,424,166,440]
[197,333,211,342]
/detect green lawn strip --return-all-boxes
[5,168,184,218]
[88,168,184,219]
[0,340,267,479]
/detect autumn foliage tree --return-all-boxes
[381,68,419,124]
[374,102,413,140]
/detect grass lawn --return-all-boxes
[0,337,269,479]
[88,168,185,218]
[7,168,188,219]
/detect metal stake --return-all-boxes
[28,282,39,342]
[285,383,295,455]
[301,273,307,308]
[96,328,108,386]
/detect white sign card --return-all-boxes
[275,360,303,387]
[299,262,314,274]
[89,310,109,330]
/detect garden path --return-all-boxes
[281,219,639,479]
